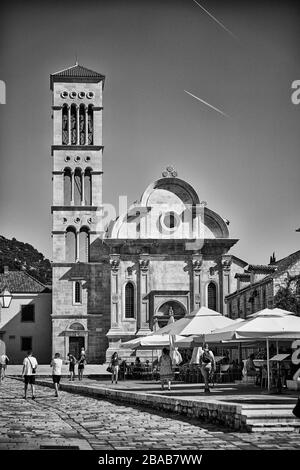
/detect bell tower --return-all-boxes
[50,63,107,361]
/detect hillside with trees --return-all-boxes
[0,235,52,285]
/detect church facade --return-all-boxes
[50,64,246,363]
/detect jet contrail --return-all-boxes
[184,90,230,118]
[192,0,238,40]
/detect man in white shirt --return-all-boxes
[50,352,63,397]
[22,351,38,399]
[0,353,9,381]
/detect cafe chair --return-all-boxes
[216,364,230,383]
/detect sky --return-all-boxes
[0,0,299,264]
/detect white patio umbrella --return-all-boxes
[120,333,186,366]
[190,346,203,364]
[204,308,300,390]
[120,334,186,350]
[153,317,160,332]
[150,306,235,337]
[169,334,183,366]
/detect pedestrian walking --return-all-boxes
[159,348,173,391]
[0,353,9,381]
[244,353,257,376]
[200,343,215,393]
[22,351,38,399]
[67,352,76,381]
[78,352,86,381]
[110,352,120,384]
[50,352,63,397]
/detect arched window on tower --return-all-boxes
[84,168,92,205]
[71,104,77,145]
[78,227,90,262]
[79,104,86,145]
[88,105,93,145]
[63,168,72,205]
[207,282,217,311]
[62,104,69,145]
[125,282,135,318]
[65,227,76,262]
[74,168,82,205]
[74,281,82,304]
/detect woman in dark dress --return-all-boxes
[110,352,120,384]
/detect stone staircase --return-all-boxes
[240,403,300,432]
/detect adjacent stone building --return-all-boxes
[226,251,300,318]
[50,63,247,363]
[0,267,52,363]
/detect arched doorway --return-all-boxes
[154,300,186,329]
[68,322,85,359]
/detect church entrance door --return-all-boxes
[69,337,85,359]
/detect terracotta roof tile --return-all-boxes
[0,271,50,293]
[235,273,250,280]
[51,64,105,79]
[246,265,277,273]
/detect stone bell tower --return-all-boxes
[50,63,109,362]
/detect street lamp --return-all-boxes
[0,287,12,308]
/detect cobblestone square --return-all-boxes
[1,378,300,450]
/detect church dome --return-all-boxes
[106,168,229,240]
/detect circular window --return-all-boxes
[85,156,91,162]
[78,91,85,99]
[74,217,81,224]
[65,156,71,162]
[86,91,94,99]
[69,91,77,99]
[61,91,68,99]
[160,211,181,233]
[74,156,81,162]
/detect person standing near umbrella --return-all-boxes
[110,352,120,384]
[200,343,215,393]
[77,351,86,381]
[159,348,173,391]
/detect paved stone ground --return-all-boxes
[1,378,300,450]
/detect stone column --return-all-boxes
[81,169,85,205]
[71,170,74,205]
[76,230,80,262]
[109,256,121,328]
[136,256,151,336]
[221,255,232,315]
[85,108,89,145]
[68,105,71,144]
[191,255,203,311]
[76,105,80,145]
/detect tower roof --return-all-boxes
[50,63,105,89]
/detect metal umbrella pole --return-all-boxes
[266,338,270,391]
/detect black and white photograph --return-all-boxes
[0,0,300,463]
